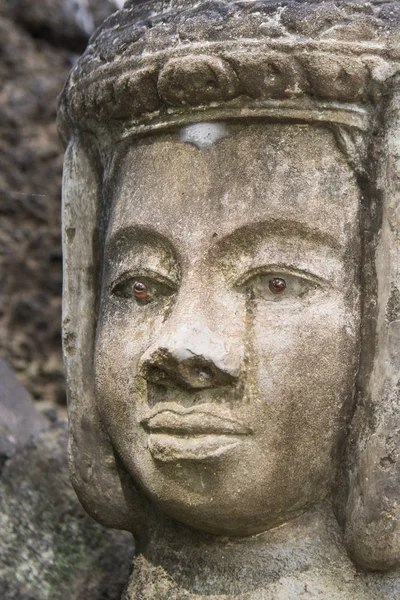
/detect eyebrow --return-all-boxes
[106,217,343,270]
[210,218,342,258]
[105,225,179,259]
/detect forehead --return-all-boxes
[108,123,360,255]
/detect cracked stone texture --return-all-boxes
[0,0,120,407]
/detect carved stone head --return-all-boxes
[59,0,400,575]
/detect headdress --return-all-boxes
[59,0,400,568]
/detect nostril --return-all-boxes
[145,365,169,386]
[197,367,213,380]
[178,358,236,389]
[139,349,238,391]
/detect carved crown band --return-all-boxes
[59,42,400,143]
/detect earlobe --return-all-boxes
[343,82,400,571]
[68,406,148,538]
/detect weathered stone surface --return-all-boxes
[0,423,134,600]
[59,0,400,597]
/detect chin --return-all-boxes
[136,457,329,537]
[152,491,313,536]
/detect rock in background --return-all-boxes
[0,427,135,600]
[0,358,47,468]
[0,362,134,600]
[0,0,121,410]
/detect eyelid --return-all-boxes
[233,264,328,288]
[109,268,178,293]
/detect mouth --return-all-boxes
[141,403,251,462]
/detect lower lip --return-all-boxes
[147,433,242,462]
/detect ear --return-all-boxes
[62,139,148,539]
[344,81,400,570]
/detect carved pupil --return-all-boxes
[269,278,286,294]
[133,281,148,300]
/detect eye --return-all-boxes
[110,272,176,304]
[133,281,149,300]
[237,269,322,303]
[269,277,286,294]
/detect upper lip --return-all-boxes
[141,403,251,436]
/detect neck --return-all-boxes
[124,500,367,599]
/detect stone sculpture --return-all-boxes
[58,1,400,597]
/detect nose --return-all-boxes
[140,348,237,389]
[138,325,241,390]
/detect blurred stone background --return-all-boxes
[0,0,124,417]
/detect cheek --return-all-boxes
[96,303,166,368]
[242,297,360,489]
[248,296,360,431]
[94,304,167,417]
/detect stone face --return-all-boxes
[59,0,400,597]
[96,123,361,537]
